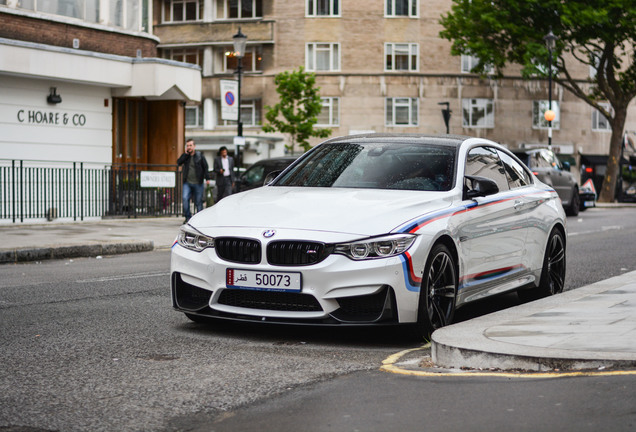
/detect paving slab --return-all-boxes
[432,270,636,371]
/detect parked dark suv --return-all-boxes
[512,148,580,216]
[235,156,297,193]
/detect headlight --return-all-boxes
[177,225,215,252]
[334,234,416,260]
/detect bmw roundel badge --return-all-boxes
[262,230,276,238]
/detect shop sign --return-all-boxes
[140,171,176,188]
[16,109,87,126]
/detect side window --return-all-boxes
[541,150,561,170]
[497,150,531,189]
[244,164,265,185]
[530,152,545,169]
[549,151,563,170]
[465,146,510,193]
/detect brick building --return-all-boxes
[153,0,636,185]
[1,1,201,167]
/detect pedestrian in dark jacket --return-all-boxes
[213,146,235,201]
[177,139,210,223]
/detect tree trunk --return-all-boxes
[598,108,627,203]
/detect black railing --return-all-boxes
[1,159,184,223]
[107,164,183,218]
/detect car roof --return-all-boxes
[253,156,298,163]
[321,133,473,149]
[511,148,550,154]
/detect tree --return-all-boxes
[440,0,636,202]
[263,67,331,153]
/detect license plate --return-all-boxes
[226,269,302,292]
[584,200,595,207]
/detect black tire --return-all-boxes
[566,187,579,216]
[416,243,458,340]
[518,228,566,302]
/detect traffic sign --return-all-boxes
[220,79,238,121]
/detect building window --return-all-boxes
[217,99,261,127]
[163,0,201,22]
[306,0,339,16]
[592,103,613,131]
[461,54,494,74]
[461,54,495,74]
[317,97,340,126]
[386,98,418,127]
[532,100,560,129]
[164,48,203,67]
[224,46,263,72]
[11,0,140,30]
[306,43,340,72]
[462,98,494,128]
[221,0,262,19]
[185,105,203,128]
[385,43,418,72]
[589,52,601,79]
[386,0,417,17]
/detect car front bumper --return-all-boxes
[170,233,424,325]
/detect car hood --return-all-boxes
[190,186,454,236]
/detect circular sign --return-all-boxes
[224,91,235,106]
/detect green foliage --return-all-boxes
[622,165,636,182]
[439,0,636,201]
[440,0,636,94]
[262,67,331,153]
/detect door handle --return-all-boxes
[514,199,523,210]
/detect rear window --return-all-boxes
[512,152,530,166]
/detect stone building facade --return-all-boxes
[153,0,636,183]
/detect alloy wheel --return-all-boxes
[425,248,457,330]
[546,232,566,295]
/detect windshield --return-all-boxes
[274,142,456,191]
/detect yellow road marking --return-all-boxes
[380,344,636,379]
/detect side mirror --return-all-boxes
[263,170,283,186]
[562,161,571,171]
[464,175,499,199]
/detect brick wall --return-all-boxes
[0,12,157,58]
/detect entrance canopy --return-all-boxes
[0,38,201,102]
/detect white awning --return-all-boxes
[0,38,201,102]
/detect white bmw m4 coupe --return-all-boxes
[171,134,566,338]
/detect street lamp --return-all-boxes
[232,27,247,174]
[438,102,451,134]
[544,28,558,149]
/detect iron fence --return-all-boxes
[1,159,184,223]
[107,164,183,218]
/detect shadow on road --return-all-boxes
[173,292,524,348]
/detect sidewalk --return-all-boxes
[1,216,635,372]
[432,269,636,371]
[0,217,182,263]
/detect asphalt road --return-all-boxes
[188,370,636,432]
[0,251,413,432]
[0,207,635,432]
[564,207,636,289]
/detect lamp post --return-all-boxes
[544,28,557,149]
[438,102,451,134]
[233,27,247,173]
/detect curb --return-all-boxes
[0,241,154,264]
[431,271,636,371]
